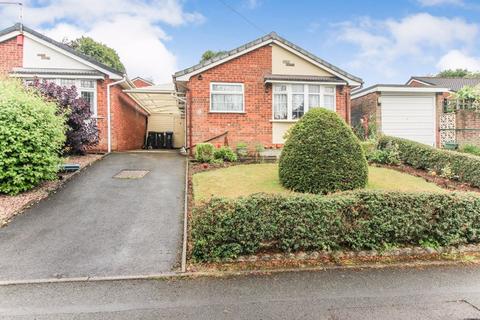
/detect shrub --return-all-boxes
[236,142,248,158]
[459,144,480,157]
[30,79,98,155]
[0,80,66,195]
[214,146,238,162]
[195,143,215,163]
[279,108,368,194]
[378,136,480,187]
[191,191,480,262]
[369,140,400,165]
[360,140,376,160]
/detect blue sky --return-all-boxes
[1,0,479,85]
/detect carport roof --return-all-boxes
[351,84,451,99]
[124,83,183,114]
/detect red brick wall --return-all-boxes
[336,85,350,123]
[111,84,148,151]
[0,36,23,76]
[186,45,350,149]
[351,92,380,136]
[132,78,152,88]
[91,79,147,152]
[187,45,273,149]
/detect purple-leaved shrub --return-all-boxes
[30,79,98,154]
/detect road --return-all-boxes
[1,265,480,319]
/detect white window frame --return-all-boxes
[25,78,98,117]
[272,83,336,121]
[209,82,245,113]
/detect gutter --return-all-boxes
[107,76,128,153]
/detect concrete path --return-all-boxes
[1,265,480,319]
[0,152,185,281]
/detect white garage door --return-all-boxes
[381,94,436,146]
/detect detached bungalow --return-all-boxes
[0,23,148,152]
[173,32,362,151]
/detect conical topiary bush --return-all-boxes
[279,108,368,194]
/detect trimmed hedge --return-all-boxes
[279,108,368,194]
[378,136,480,187]
[191,191,480,262]
[0,80,66,195]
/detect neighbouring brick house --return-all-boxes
[0,23,149,152]
[173,32,363,152]
[406,77,480,147]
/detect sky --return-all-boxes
[0,0,479,86]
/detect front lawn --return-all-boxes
[192,163,445,202]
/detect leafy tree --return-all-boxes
[0,79,66,194]
[436,69,480,78]
[200,50,227,63]
[30,79,99,155]
[69,37,126,73]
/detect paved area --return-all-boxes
[0,152,186,281]
[1,265,480,319]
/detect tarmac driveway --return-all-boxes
[0,152,185,281]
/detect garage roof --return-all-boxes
[407,76,480,92]
[351,84,450,99]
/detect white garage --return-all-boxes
[380,94,436,146]
[351,85,450,147]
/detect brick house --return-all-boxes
[173,32,363,152]
[0,23,148,152]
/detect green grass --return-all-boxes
[192,164,446,202]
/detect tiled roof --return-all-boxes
[0,24,124,77]
[174,32,362,84]
[409,76,480,91]
[264,74,345,83]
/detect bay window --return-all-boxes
[272,83,336,120]
[210,82,244,113]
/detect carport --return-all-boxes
[125,83,186,149]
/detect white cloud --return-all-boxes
[0,0,205,83]
[437,50,480,71]
[416,0,464,6]
[334,13,479,80]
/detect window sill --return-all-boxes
[208,111,246,114]
[270,119,299,123]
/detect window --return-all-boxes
[78,80,97,116]
[210,83,244,112]
[273,84,287,119]
[272,83,336,120]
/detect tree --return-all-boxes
[200,50,227,63]
[279,108,368,194]
[436,69,480,78]
[30,79,99,155]
[69,37,126,73]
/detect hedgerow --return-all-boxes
[378,136,480,187]
[191,191,480,262]
[0,80,66,195]
[279,108,368,194]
